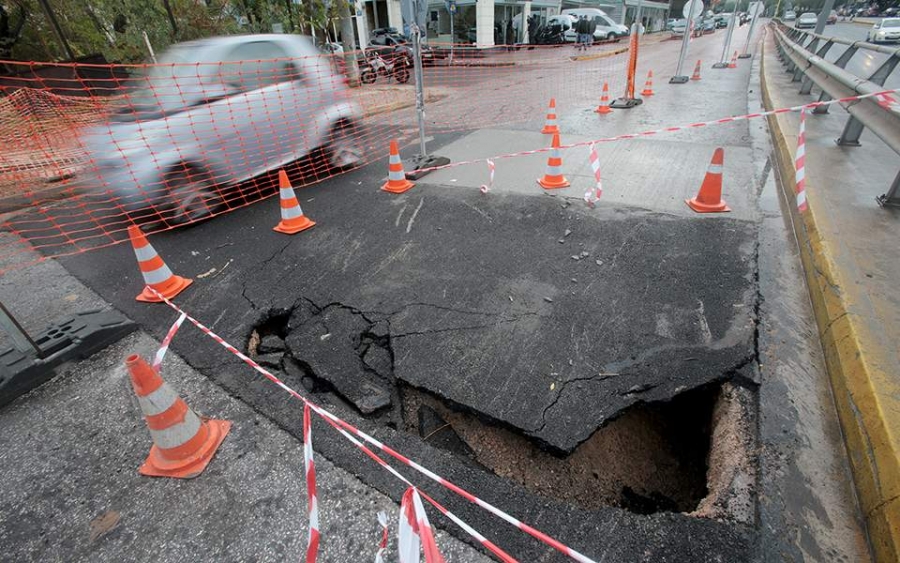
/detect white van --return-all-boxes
[561,8,630,41]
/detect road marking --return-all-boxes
[406,197,425,234]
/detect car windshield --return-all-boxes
[116,46,225,120]
[883,18,900,27]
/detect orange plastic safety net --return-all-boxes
[0,38,627,271]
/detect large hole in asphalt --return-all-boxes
[249,303,756,520]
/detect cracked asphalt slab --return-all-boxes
[46,132,760,560]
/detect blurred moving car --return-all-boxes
[79,35,363,225]
[783,10,797,21]
[868,17,900,42]
[796,12,818,28]
[827,10,838,24]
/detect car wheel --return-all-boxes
[607,32,615,41]
[164,164,223,226]
[394,66,410,83]
[360,68,377,84]
[324,121,364,171]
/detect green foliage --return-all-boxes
[4,0,345,64]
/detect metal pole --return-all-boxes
[713,3,738,67]
[814,0,836,35]
[636,0,644,33]
[449,9,454,64]
[740,2,761,57]
[142,31,158,63]
[0,302,40,356]
[413,24,428,158]
[670,5,694,82]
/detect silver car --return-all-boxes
[795,12,818,28]
[79,34,363,225]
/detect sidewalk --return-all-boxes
[761,30,900,562]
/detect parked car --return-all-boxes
[714,14,729,28]
[827,10,838,24]
[671,18,703,37]
[702,18,717,33]
[78,35,363,226]
[796,12,818,28]
[868,17,900,43]
[783,10,797,21]
[561,8,630,41]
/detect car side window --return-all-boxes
[220,41,301,92]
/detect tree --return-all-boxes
[0,1,27,60]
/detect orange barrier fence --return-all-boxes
[0,41,626,269]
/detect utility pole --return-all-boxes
[36,0,76,60]
[814,0,835,33]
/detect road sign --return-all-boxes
[445,0,456,14]
[683,0,704,20]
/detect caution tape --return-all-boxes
[405,87,900,177]
[147,288,523,563]
[151,312,186,373]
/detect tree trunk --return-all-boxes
[338,0,360,86]
[161,0,179,38]
[36,0,76,60]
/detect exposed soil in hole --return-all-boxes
[403,384,718,514]
[248,303,757,519]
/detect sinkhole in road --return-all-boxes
[249,302,757,521]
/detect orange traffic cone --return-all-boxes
[537,133,570,190]
[640,70,654,96]
[381,140,415,194]
[595,82,612,114]
[541,98,560,134]
[128,225,192,303]
[686,148,730,213]
[728,51,738,69]
[127,354,231,478]
[691,60,702,81]
[273,170,316,234]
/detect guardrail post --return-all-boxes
[800,41,835,94]
[836,51,898,145]
[876,170,900,208]
[813,44,859,115]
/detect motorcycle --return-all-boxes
[532,23,566,45]
[359,47,411,85]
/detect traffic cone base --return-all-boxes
[140,419,231,478]
[691,60,702,81]
[641,71,654,96]
[595,82,612,114]
[537,176,571,189]
[381,177,415,194]
[595,105,612,114]
[136,276,193,303]
[685,197,731,213]
[274,217,316,234]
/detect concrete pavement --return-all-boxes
[762,27,900,562]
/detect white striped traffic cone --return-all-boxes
[128,225,192,303]
[381,140,415,194]
[127,354,231,478]
[541,98,560,134]
[537,133,570,189]
[273,170,316,234]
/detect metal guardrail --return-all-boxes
[771,20,900,207]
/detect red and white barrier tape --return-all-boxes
[151,312,186,372]
[584,143,602,207]
[795,108,808,213]
[479,159,495,194]
[304,403,321,563]
[146,289,523,563]
[407,87,899,177]
[375,511,389,563]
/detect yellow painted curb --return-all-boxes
[761,35,900,563]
